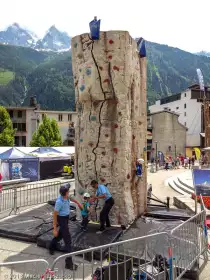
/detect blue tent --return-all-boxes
[31,147,61,154]
[0,148,39,181]
[0,148,37,160]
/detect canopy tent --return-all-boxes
[0,148,39,181]
[31,147,62,154]
[53,146,75,155]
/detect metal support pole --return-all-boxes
[155,141,158,171]
[167,197,170,209]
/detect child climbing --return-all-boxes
[72,193,90,232]
[136,158,144,177]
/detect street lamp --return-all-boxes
[155,141,158,171]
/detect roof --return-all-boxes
[36,110,77,114]
[0,147,37,160]
[148,110,179,117]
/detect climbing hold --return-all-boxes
[109,39,114,44]
[74,42,78,48]
[103,79,110,83]
[118,112,122,116]
[88,142,94,147]
[79,164,81,168]
[101,165,106,168]
[135,105,138,109]
[80,138,83,142]
[113,148,118,153]
[127,174,131,180]
[105,134,109,138]
[113,66,120,71]
[79,69,82,72]
[102,151,106,156]
[90,116,97,121]
[100,178,105,183]
[99,66,103,71]
[132,135,136,140]
[74,81,78,87]
[86,68,92,76]
[108,55,112,60]
[138,121,142,125]
[80,85,85,91]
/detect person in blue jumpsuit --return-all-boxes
[49,183,78,271]
[90,180,114,233]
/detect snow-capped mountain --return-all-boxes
[36,25,71,51]
[0,23,38,48]
[196,51,210,57]
[0,23,71,52]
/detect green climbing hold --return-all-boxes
[91,116,97,121]
[86,68,91,76]
[80,138,83,142]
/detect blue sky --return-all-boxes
[0,0,209,53]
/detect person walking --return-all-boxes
[49,183,78,271]
[90,180,114,234]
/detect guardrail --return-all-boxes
[0,179,74,216]
[170,210,208,280]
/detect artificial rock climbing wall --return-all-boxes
[71,31,147,225]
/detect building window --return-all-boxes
[68,114,72,121]
[13,123,18,129]
[184,112,186,116]
[14,136,19,146]
[184,93,186,97]
[176,107,179,110]
[184,103,186,109]
[17,111,22,118]
[22,136,26,146]
[58,114,63,122]
[8,110,13,118]
[16,123,26,132]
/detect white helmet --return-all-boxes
[137,158,144,163]
[83,192,90,198]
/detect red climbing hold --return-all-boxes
[108,55,112,60]
[101,164,106,168]
[100,178,106,183]
[109,39,114,44]
[105,134,109,138]
[113,66,120,71]
[132,135,136,140]
[113,148,118,153]
[113,124,118,128]
[88,142,94,147]
[99,66,103,71]
[103,79,110,83]
[127,174,131,179]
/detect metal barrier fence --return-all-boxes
[0,180,75,216]
[50,232,171,280]
[0,259,50,280]
[170,210,208,280]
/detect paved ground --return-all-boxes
[0,170,209,279]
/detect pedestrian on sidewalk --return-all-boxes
[49,183,78,271]
[90,180,114,234]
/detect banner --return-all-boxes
[194,147,201,160]
[196,68,205,91]
[9,159,39,181]
[192,169,210,196]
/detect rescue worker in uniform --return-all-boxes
[90,180,114,233]
[49,183,78,270]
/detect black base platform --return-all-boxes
[37,221,123,261]
[145,206,192,220]
[0,204,76,242]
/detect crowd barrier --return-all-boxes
[0,179,74,216]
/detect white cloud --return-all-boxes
[0,0,209,52]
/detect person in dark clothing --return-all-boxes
[90,180,114,234]
[49,184,78,271]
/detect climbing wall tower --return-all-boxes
[71,31,147,225]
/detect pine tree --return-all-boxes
[0,106,15,146]
[30,115,62,147]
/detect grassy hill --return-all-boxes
[1,42,210,109]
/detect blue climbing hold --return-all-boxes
[89,17,101,40]
[86,68,91,76]
[80,85,85,91]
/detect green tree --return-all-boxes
[0,106,15,146]
[30,115,62,147]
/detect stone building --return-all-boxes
[147,110,187,160]
[6,103,77,146]
[71,31,147,225]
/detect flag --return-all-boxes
[194,147,201,160]
[196,69,205,91]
